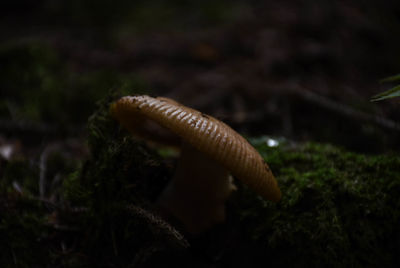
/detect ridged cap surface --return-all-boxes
[111,95,281,202]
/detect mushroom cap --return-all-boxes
[110,95,281,202]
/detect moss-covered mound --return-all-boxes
[1,96,399,267]
[231,138,400,267]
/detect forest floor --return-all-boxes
[1,1,400,267]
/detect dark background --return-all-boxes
[1,0,400,153]
[1,2,400,267]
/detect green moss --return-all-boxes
[2,97,399,267]
[231,138,400,267]
[69,107,400,266]
[61,93,188,266]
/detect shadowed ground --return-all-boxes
[1,1,400,267]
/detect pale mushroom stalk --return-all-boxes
[157,141,236,234]
[110,95,281,234]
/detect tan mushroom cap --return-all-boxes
[110,95,281,202]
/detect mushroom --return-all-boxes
[110,95,281,234]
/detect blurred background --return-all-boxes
[1,0,400,155]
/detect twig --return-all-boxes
[126,204,190,249]
[39,147,50,198]
[285,85,400,132]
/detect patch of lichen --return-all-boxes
[228,138,400,267]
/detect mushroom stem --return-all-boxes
[157,141,236,234]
